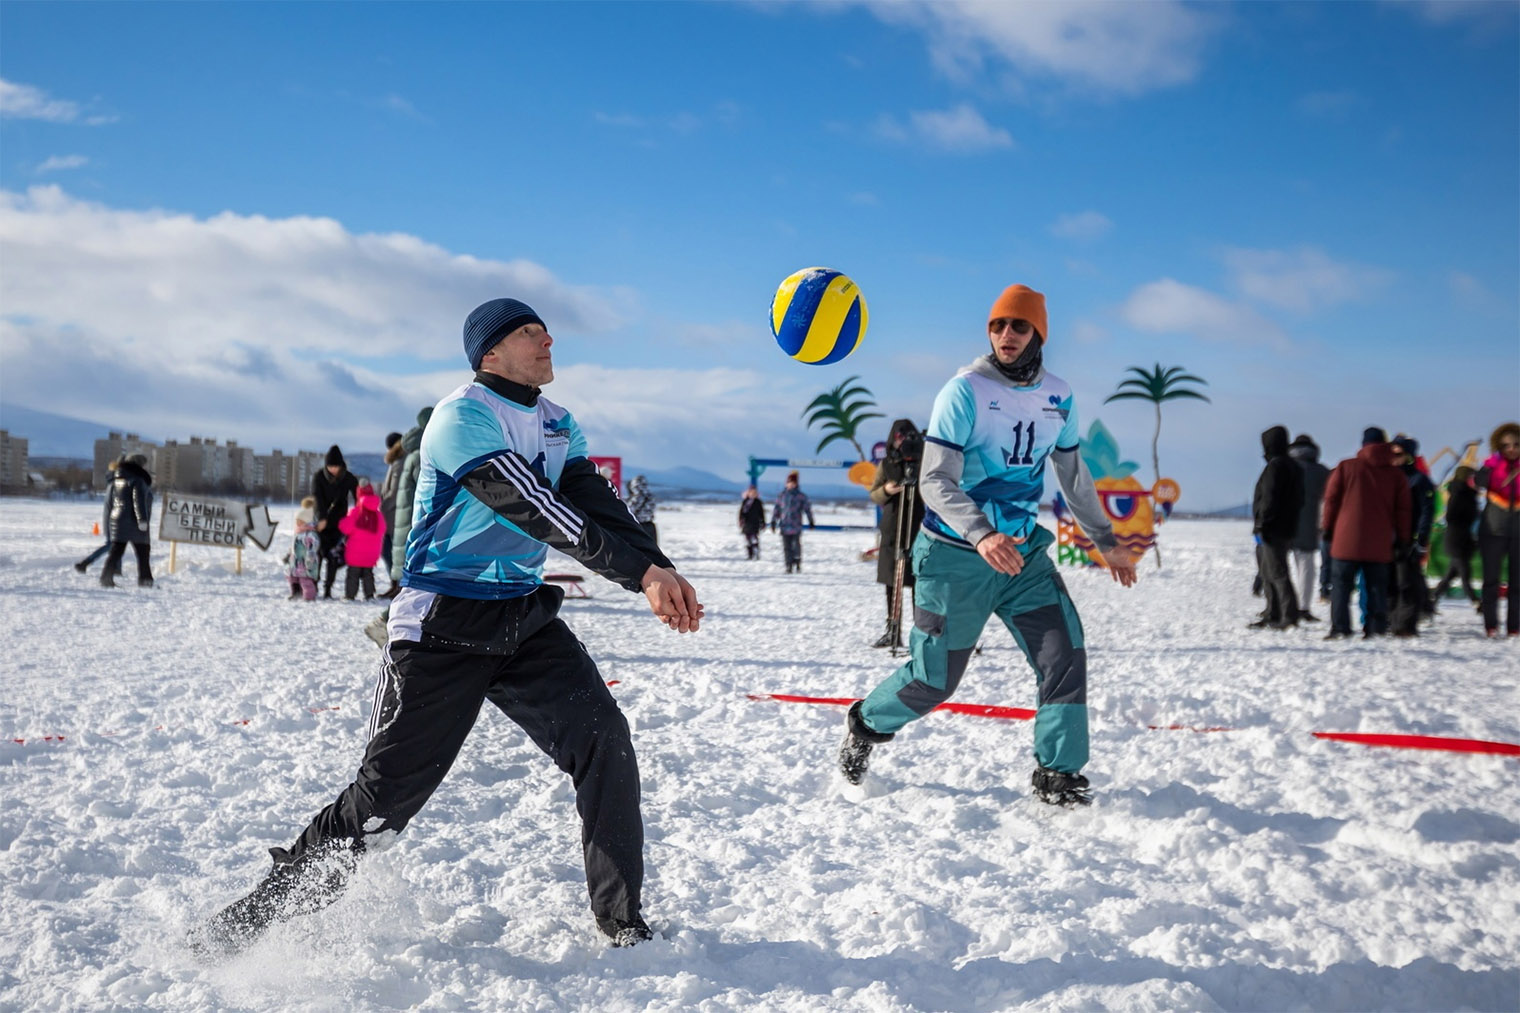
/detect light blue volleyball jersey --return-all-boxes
[922,367,1080,545]
[403,381,588,599]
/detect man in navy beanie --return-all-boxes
[196,297,704,955]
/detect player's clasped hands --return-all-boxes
[641,565,705,632]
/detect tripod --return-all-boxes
[887,481,918,659]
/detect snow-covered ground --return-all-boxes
[2,498,1517,1012]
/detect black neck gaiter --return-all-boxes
[986,339,1043,385]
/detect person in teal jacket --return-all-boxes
[838,284,1137,806]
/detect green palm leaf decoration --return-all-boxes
[802,375,883,460]
[1103,363,1210,487]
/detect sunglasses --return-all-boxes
[989,318,1033,336]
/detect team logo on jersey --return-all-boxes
[988,400,1001,411]
[1042,394,1070,421]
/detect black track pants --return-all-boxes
[288,588,643,925]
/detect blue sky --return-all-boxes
[2,1,1516,508]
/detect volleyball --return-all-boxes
[770,267,868,365]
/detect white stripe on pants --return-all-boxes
[1291,549,1317,611]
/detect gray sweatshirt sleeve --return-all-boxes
[919,440,996,546]
[1051,447,1117,554]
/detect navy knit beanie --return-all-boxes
[1361,426,1387,446]
[464,298,544,371]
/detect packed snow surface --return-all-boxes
[2,499,1517,1012]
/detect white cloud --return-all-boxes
[0,186,624,359]
[1395,0,1515,25]
[1120,278,1289,348]
[856,0,1217,96]
[36,155,89,174]
[1069,319,1107,344]
[0,79,82,122]
[1221,246,1393,313]
[1296,90,1360,118]
[876,104,1013,153]
[1049,210,1112,241]
[0,186,639,449]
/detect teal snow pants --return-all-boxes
[857,525,1089,773]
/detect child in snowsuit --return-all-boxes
[771,472,815,573]
[287,498,321,601]
[338,485,387,601]
[738,486,766,560]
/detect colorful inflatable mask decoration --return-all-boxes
[1053,420,1180,567]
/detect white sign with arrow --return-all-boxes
[158,494,280,572]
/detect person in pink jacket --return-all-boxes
[338,484,387,601]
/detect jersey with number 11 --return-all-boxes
[921,365,1081,545]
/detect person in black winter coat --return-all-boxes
[1432,466,1481,607]
[1251,425,1304,629]
[869,419,927,647]
[311,445,359,599]
[1287,434,1329,621]
[101,453,155,588]
[1390,436,1435,635]
[737,486,766,559]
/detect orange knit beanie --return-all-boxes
[988,284,1048,343]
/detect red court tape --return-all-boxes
[1312,732,1520,757]
[748,693,1520,757]
[746,693,1036,722]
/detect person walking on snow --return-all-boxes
[1287,434,1329,621]
[1431,466,1481,609]
[738,486,766,559]
[1321,427,1411,639]
[869,419,926,648]
[378,431,405,597]
[338,484,387,601]
[837,284,1138,807]
[193,297,704,956]
[311,445,359,599]
[625,474,658,547]
[772,471,815,573]
[101,453,155,588]
[1250,426,1304,630]
[1390,436,1435,636]
[285,498,321,601]
[1476,422,1520,637]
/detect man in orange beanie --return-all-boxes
[838,283,1137,807]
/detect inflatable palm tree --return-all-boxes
[803,375,883,461]
[1103,364,1210,487]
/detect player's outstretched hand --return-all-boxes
[641,565,705,632]
[1096,545,1139,587]
[976,532,1027,576]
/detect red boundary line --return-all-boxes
[747,693,1520,757]
[1312,732,1520,757]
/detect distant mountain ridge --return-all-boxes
[0,403,159,458]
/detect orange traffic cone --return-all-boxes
[92,522,100,536]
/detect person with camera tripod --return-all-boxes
[838,283,1137,807]
[869,419,926,649]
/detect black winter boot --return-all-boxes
[189,844,356,959]
[1031,765,1092,807]
[871,620,902,649]
[838,701,894,785]
[596,914,654,948]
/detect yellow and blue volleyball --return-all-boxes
[770,267,868,365]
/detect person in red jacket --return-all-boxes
[338,484,387,601]
[1321,427,1412,639]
